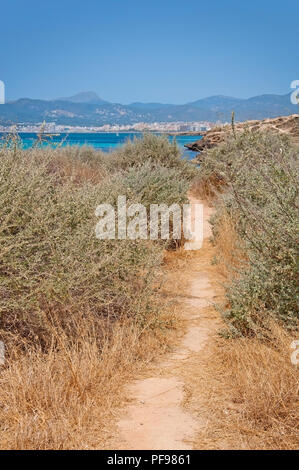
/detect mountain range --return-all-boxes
[0,92,298,126]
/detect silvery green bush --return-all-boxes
[200,130,298,336]
[104,133,199,180]
[0,135,196,349]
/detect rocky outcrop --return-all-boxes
[184,130,224,152]
[185,114,299,154]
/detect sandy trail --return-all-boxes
[115,197,222,450]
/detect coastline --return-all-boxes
[0,131,201,158]
[184,114,299,153]
[0,130,204,136]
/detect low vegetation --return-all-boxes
[196,130,298,336]
[1,128,298,449]
[193,128,298,449]
[0,134,198,449]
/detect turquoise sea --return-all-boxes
[0,132,200,159]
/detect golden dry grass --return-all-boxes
[190,174,226,203]
[211,208,244,277]
[217,325,299,449]
[0,309,178,450]
[191,209,299,449]
[49,156,106,185]
[187,324,298,449]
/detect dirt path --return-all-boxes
[114,198,224,450]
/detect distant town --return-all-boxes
[0,121,215,134]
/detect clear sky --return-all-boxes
[1,0,298,103]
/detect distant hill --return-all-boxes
[0,92,298,126]
[187,95,245,111]
[129,102,172,110]
[57,91,107,105]
[231,94,297,121]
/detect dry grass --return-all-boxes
[0,308,178,450]
[218,324,299,449]
[189,323,299,449]
[48,153,106,185]
[194,209,299,449]
[211,208,244,278]
[190,174,225,202]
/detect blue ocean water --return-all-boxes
[0,132,200,160]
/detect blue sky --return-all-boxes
[1,0,298,103]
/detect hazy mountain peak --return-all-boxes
[57,91,107,104]
[187,95,245,109]
[129,102,171,110]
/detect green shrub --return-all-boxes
[100,161,189,206]
[0,135,196,349]
[200,130,299,336]
[104,133,199,180]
